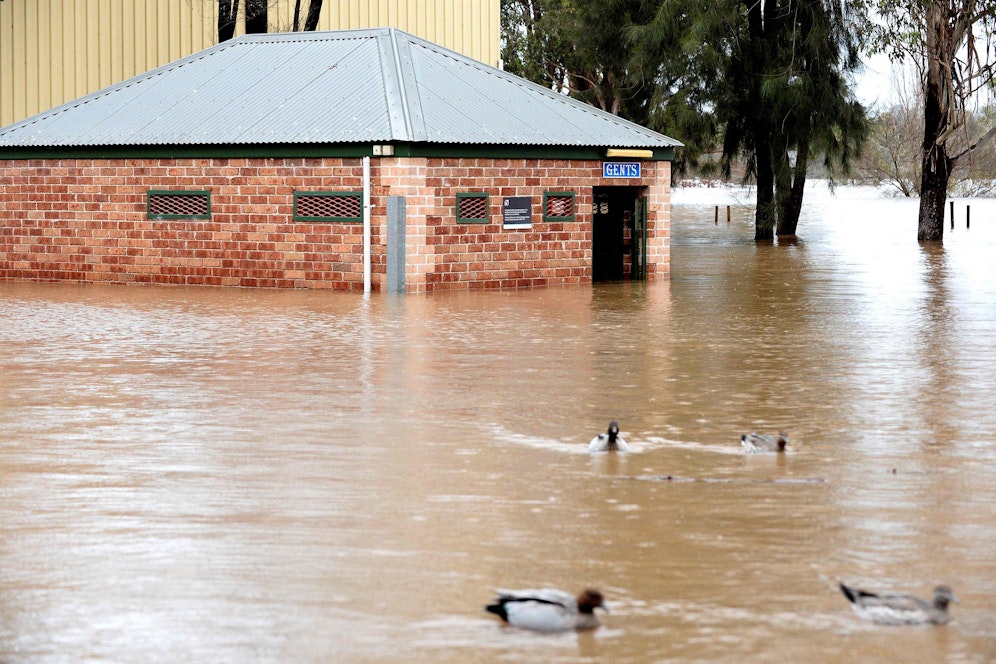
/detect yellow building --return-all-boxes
[0,0,499,127]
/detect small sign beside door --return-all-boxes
[603,162,641,179]
[503,196,532,229]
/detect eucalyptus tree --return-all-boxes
[862,0,996,242]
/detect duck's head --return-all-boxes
[777,432,789,451]
[933,585,958,609]
[577,588,607,614]
[607,421,620,441]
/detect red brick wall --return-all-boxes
[0,155,670,291]
[0,157,374,289]
[378,157,671,293]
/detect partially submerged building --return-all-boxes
[0,28,681,292]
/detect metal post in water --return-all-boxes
[386,196,406,293]
[363,156,371,295]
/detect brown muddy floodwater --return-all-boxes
[1,184,995,663]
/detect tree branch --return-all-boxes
[951,123,996,166]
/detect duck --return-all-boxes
[839,582,957,625]
[740,431,789,453]
[485,587,607,632]
[589,421,629,452]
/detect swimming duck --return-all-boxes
[740,431,789,453]
[589,421,629,452]
[839,582,957,625]
[485,588,607,632]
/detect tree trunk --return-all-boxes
[746,0,776,242]
[218,0,239,42]
[918,144,950,241]
[917,3,952,242]
[777,136,809,237]
[918,80,950,241]
[304,0,324,31]
[245,0,268,34]
[755,142,776,242]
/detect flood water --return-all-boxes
[1,183,995,663]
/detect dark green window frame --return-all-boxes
[146,190,211,219]
[456,192,490,224]
[543,191,575,222]
[293,191,364,222]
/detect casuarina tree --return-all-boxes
[699,0,868,240]
[505,1,870,241]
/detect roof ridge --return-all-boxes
[384,28,419,141]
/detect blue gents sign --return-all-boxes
[603,162,641,178]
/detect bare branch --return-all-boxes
[951,122,996,164]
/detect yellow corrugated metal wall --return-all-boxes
[0,0,500,127]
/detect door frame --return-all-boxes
[591,185,648,282]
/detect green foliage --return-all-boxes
[500,1,871,237]
[501,0,660,122]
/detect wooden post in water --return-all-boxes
[950,201,955,230]
[967,205,970,229]
[727,205,731,223]
[714,206,718,224]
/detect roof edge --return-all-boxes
[0,143,676,161]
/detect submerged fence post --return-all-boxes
[950,201,955,230]
[727,205,731,223]
[967,205,970,229]
[714,206,719,224]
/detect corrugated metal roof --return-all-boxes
[0,28,681,150]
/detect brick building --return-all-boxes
[0,28,680,293]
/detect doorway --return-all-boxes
[592,186,646,282]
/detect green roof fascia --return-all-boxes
[0,143,374,160]
[393,143,676,161]
[0,142,675,162]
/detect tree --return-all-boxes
[770,2,868,237]
[217,0,324,42]
[865,1,996,241]
[502,0,719,173]
[705,1,868,240]
[860,103,924,196]
[293,0,324,32]
[501,0,658,123]
[219,0,240,42]
[502,1,869,240]
[632,2,868,240]
[853,65,923,196]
